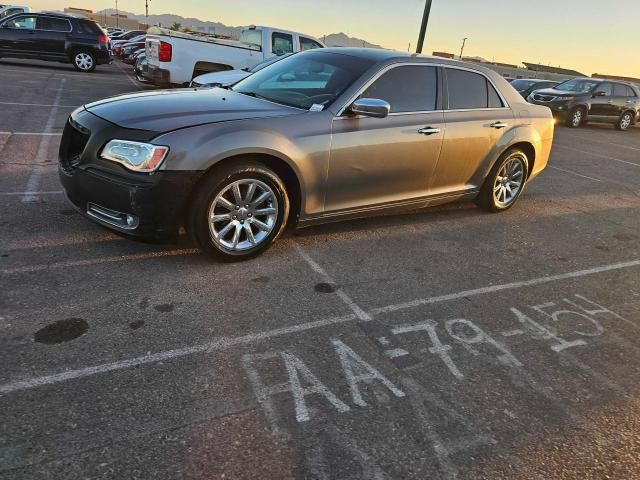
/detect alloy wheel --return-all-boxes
[620,113,633,130]
[75,53,94,71]
[493,154,525,208]
[571,109,583,127]
[208,179,278,252]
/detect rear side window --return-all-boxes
[446,68,504,109]
[613,84,637,97]
[300,37,323,51]
[272,32,293,55]
[79,20,105,35]
[37,17,71,32]
[360,65,437,113]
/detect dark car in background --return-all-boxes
[0,12,111,71]
[511,79,558,99]
[528,77,640,130]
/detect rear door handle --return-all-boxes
[607,100,614,104]
[490,121,509,129]
[625,100,634,104]
[418,127,441,135]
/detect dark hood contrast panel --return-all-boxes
[85,88,299,132]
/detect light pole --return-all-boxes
[115,0,119,28]
[145,0,150,19]
[416,0,432,54]
[459,37,468,60]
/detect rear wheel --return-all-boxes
[566,107,585,128]
[476,148,528,213]
[72,50,96,72]
[188,162,290,261]
[616,111,634,131]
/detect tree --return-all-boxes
[170,22,181,31]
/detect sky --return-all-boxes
[27,0,638,78]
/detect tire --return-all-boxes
[476,148,529,213]
[72,50,97,72]
[566,107,585,128]
[615,111,634,131]
[188,162,290,261]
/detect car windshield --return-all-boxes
[510,80,538,92]
[248,53,293,73]
[232,51,375,110]
[554,79,600,93]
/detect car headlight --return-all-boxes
[100,140,169,173]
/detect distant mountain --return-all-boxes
[95,9,383,49]
[321,32,382,49]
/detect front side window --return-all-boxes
[359,65,437,113]
[233,51,375,110]
[595,83,613,96]
[272,32,293,55]
[5,15,36,29]
[300,37,323,51]
[446,68,503,110]
[37,17,71,32]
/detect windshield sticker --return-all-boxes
[309,104,325,112]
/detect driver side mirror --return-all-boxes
[593,91,607,97]
[350,98,391,119]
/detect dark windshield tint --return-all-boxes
[232,51,375,110]
[510,80,537,92]
[554,79,600,93]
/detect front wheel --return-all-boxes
[72,50,96,72]
[566,107,585,128]
[616,111,634,131]
[188,163,290,261]
[476,148,528,213]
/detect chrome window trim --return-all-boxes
[336,61,511,117]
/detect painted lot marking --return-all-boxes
[19,78,65,203]
[0,132,63,137]
[548,165,604,183]
[1,258,639,395]
[556,144,640,168]
[0,101,78,108]
[0,190,63,197]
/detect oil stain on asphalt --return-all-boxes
[129,319,145,330]
[34,318,88,344]
[315,282,337,293]
[154,304,174,313]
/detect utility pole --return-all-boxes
[115,0,119,28]
[459,37,467,60]
[145,0,150,19]
[416,0,432,54]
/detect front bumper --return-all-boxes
[58,108,201,239]
[145,65,171,87]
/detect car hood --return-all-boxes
[533,87,585,97]
[192,70,251,86]
[84,88,300,132]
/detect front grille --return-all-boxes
[533,94,556,102]
[59,117,90,174]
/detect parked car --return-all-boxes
[134,52,149,82]
[111,34,145,56]
[120,40,146,61]
[144,25,324,87]
[109,29,145,41]
[0,12,111,71]
[528,77,640,130]
[190,52,294,88]
[123,47,145,65]
[106,27,124,36]
[59,48,553,261]
[510,79,558,99]
[0,4,28,19]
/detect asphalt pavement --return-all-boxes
[1,58,640,480]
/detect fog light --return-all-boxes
[126,215,136,227]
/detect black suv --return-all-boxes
[0,13,111,72]
[528,77,640,131]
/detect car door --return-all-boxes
[613,84,636,118]
[0,15,38,56]
[326,64,445,212]
[589,82,615,116]
[430,67,514,196]
[36,16,71,57]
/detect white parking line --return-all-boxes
[294,243,371,321]
[113,60,144,89]
[1,257,638,395]
[0,190,63,197]
[0,132,63,136]
[555,144,640,168]
[20,79,66,203]
[549,166,604,183]
[0,101,78,108]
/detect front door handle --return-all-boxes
[625,100,634,104]
[418,127,441,135]
[607,100,614,104]
[490,121,509,129]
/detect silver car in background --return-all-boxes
[59,49,554,261]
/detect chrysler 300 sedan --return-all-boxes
[59,49,554,261]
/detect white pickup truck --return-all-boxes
[144,25,324,87]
